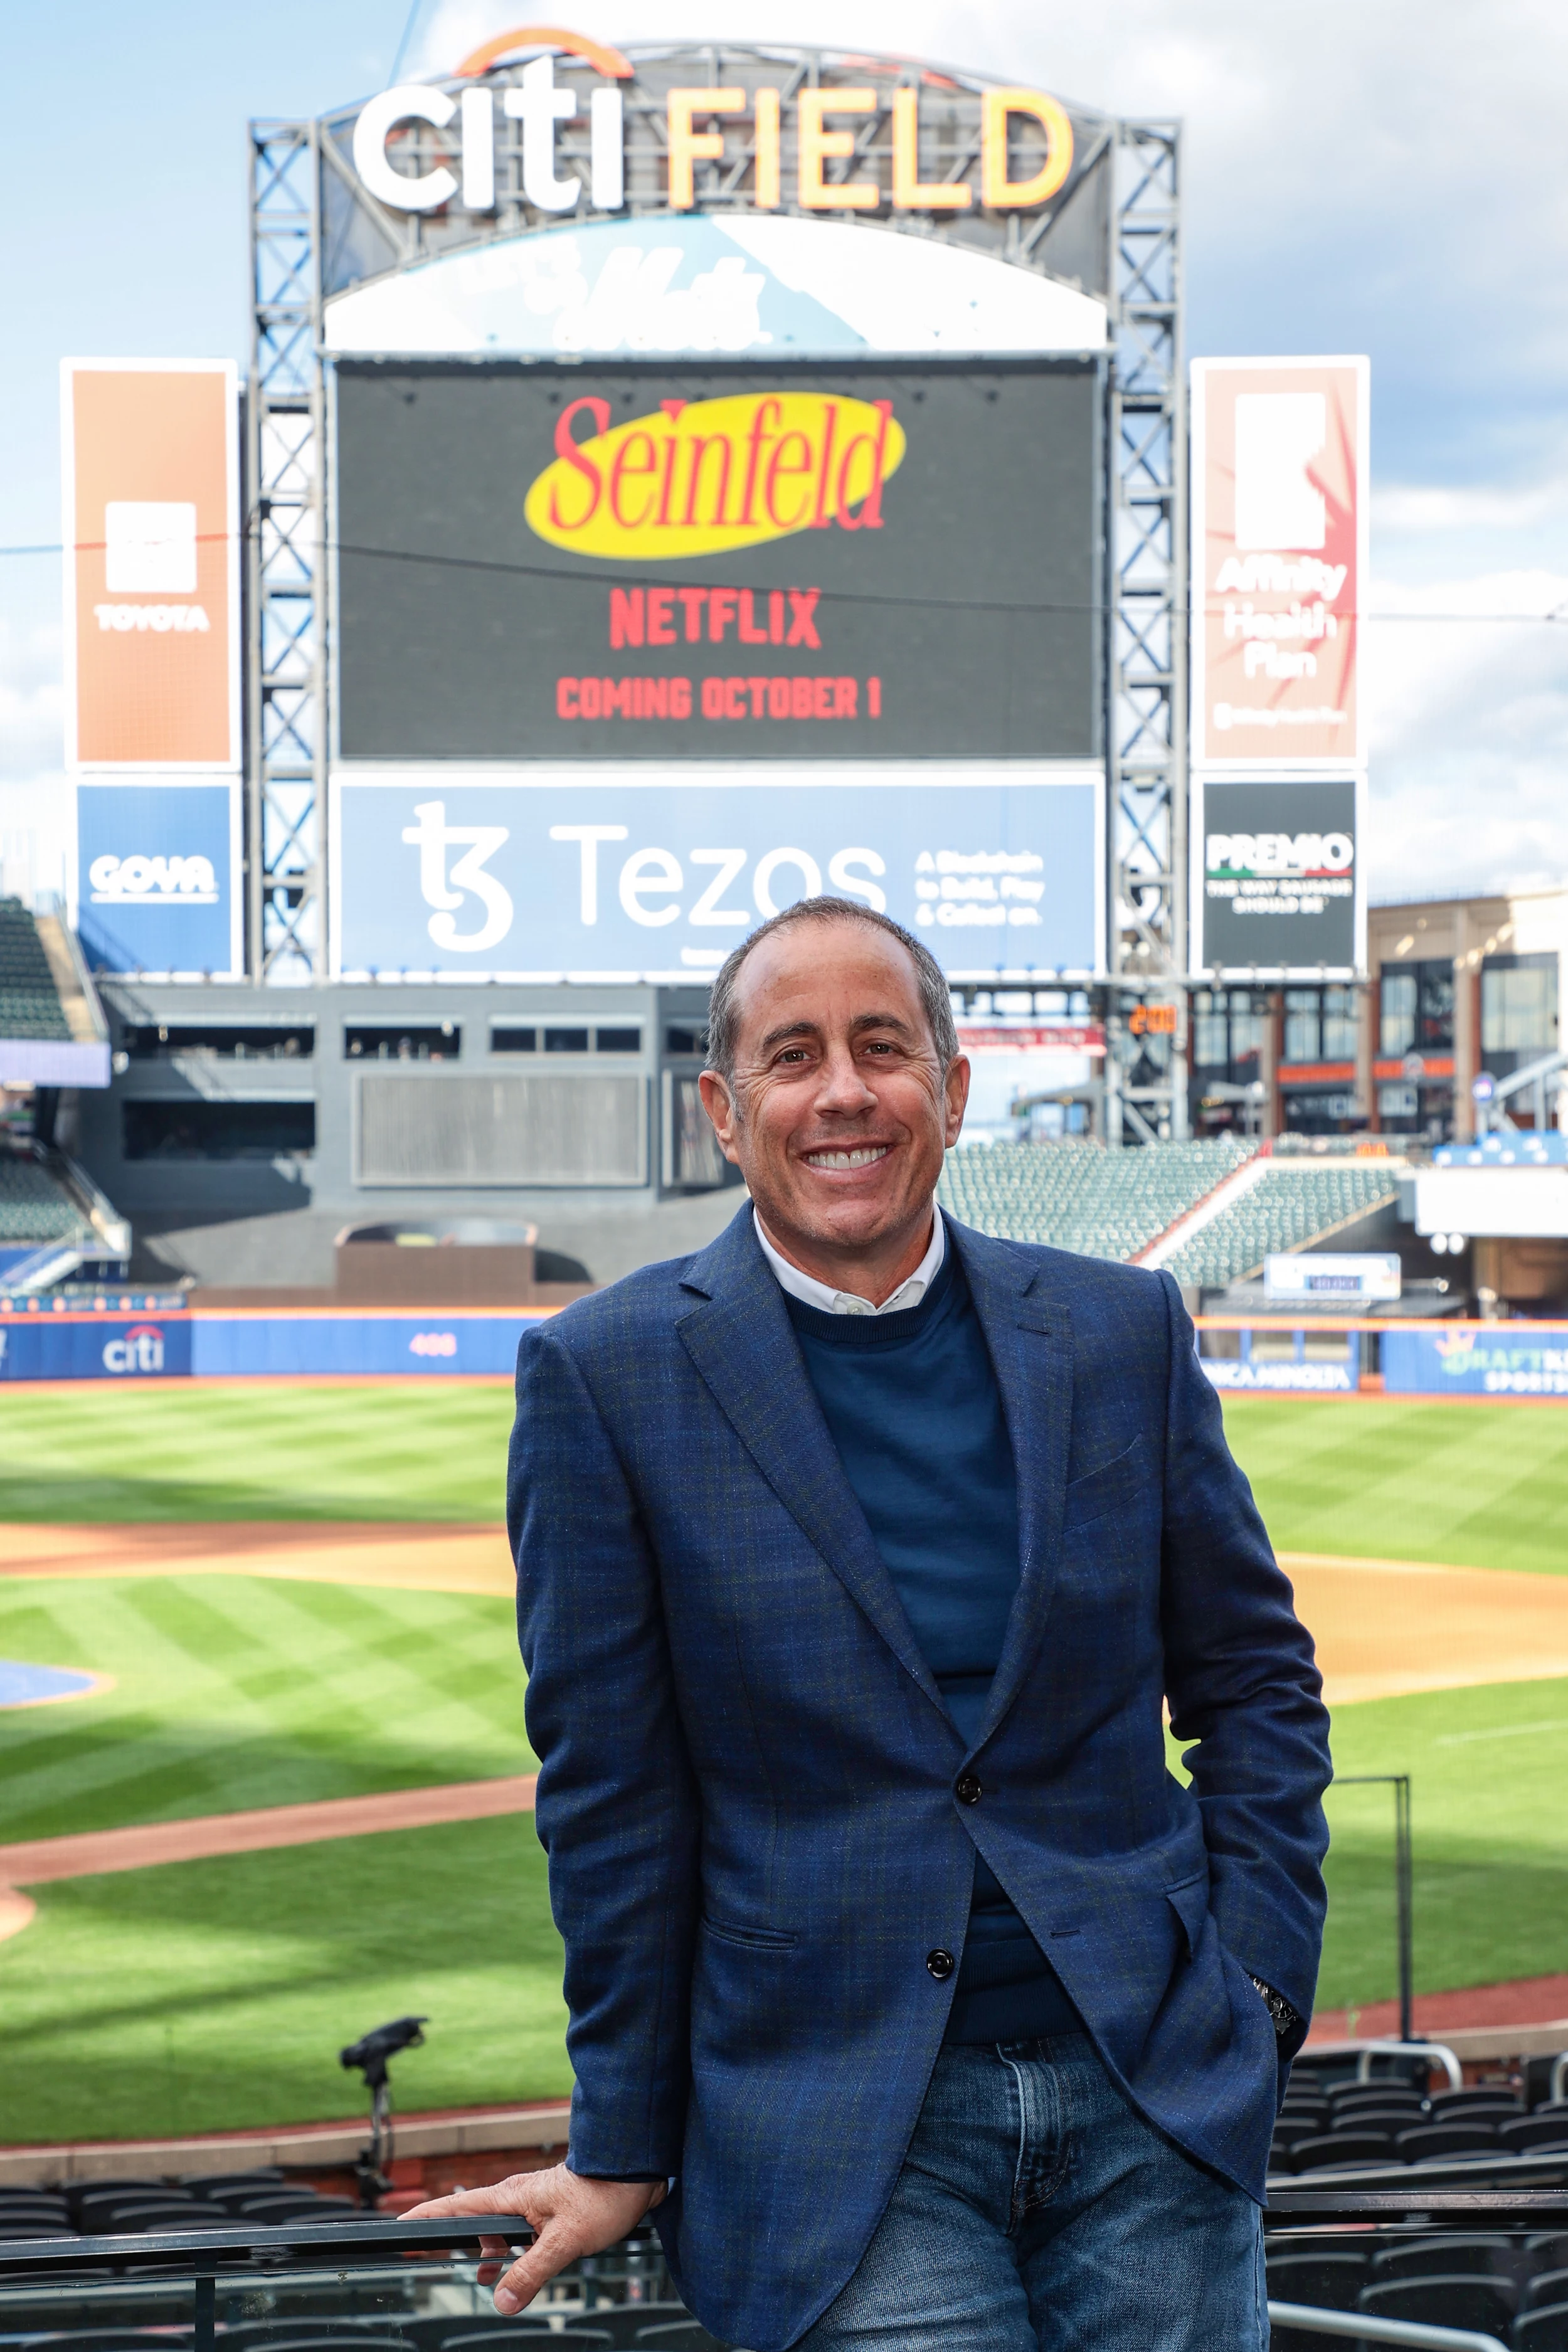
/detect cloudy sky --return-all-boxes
[3,0,1565,905]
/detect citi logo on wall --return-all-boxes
[102,1325,166,1375]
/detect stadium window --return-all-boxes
[1322,985,1359,1061]
[122,1101,315,1159]
[1192,992,1229,1070]
[1482,955,1559,1054]
[1228,992,1266,1072]
[490,1025,538,1053]
[1283,990,1322,1064]
[596,1027,642,1053]
[122,1024,315,1059]
[544,1027,590,1053]
[1417,962,1454,1050]
[665,1025,707,1056]
[1380,969,1416,1056]
[344,1024,459,1061]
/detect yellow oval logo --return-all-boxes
[525,391,908,559]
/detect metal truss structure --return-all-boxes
[248,120,326,983]
[246,53,1189,1081]
[1103,121,1187,1141]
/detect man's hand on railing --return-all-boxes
[401,2169,666,2314]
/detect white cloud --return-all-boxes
[1365,571,1568,899]
[0,612,65,783]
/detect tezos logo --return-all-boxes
[402,800,514,953]
[103,1323,165,1374]
[89,854,219,906]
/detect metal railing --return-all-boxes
[6,2196,1568,2352]
[1268,2307,1505,2350]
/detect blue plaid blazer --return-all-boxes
[508,1207,1331,2352]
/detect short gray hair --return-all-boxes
[704,899,958,1084]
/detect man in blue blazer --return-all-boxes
[412,902,1332,2350]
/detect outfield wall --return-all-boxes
[9,1303,1568,1391]
[0,1303,545,1380]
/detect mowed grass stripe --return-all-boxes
[1316,1673,1568,2009]
[0,1382,516,1523]
[0,1576,532,1841]
[0,1816,570,2146]
[1222,1396,1568,1576]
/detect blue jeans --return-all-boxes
[793,2033,1266,2351]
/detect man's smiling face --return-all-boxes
[698,918,969,1293]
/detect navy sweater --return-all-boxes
[783,1242,1079,2043]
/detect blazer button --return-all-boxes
[926,1947,955,1980]
[955,1774,983,1806]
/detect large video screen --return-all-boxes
[332,359,1103,762]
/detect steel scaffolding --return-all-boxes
[1105,120,1187,1138]
[246,55,1187,1049]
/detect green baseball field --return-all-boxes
[3,1382,1566,2144]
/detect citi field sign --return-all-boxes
[351,27,1074,221]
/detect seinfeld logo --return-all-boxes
[526,391,907,558]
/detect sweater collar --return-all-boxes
[752,1204,947,1318]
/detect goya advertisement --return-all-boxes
[74,780,241,976]
[332,358,1103,761]
[329,766,1103,980]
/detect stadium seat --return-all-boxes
[1264,2250,1370,2307]
[438,2333,612,2351]
[0,898,72,1041]
[1360,2275,1518,2333]
[1290,2129,1398,2169]
[1529,2237,1568,2272]
[1371,2237,1523,2281]
[1164,1158,1401,1289]
[218,2338,418,2352]
[66,2180,181,2209]
[0,2195,70,2224]
[1432,2090,1523,2117]
[1515,2306,1568,2351]
[221,2326,421,2349]
[227,2193,359,2222]
[573,2309,698,2350]
[1397,2122,1500,2161]
[1528,2272,1568,2312]
[396,2320,566,2348]
[936,1138,1253,1265]
[1328,2106,1429,2138]
[1332,2090,1426,2122]
[181,2171,287,2195]
[1503,2120,1568,2154]
[633,2326,723,2350]
[79,2200,234,2235]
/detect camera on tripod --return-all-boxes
[341,2015,428,2205]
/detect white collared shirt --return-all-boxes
[753,1205,947,1318]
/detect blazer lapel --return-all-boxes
[950,1222,1074,1747]
[675,1211,948,1715]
